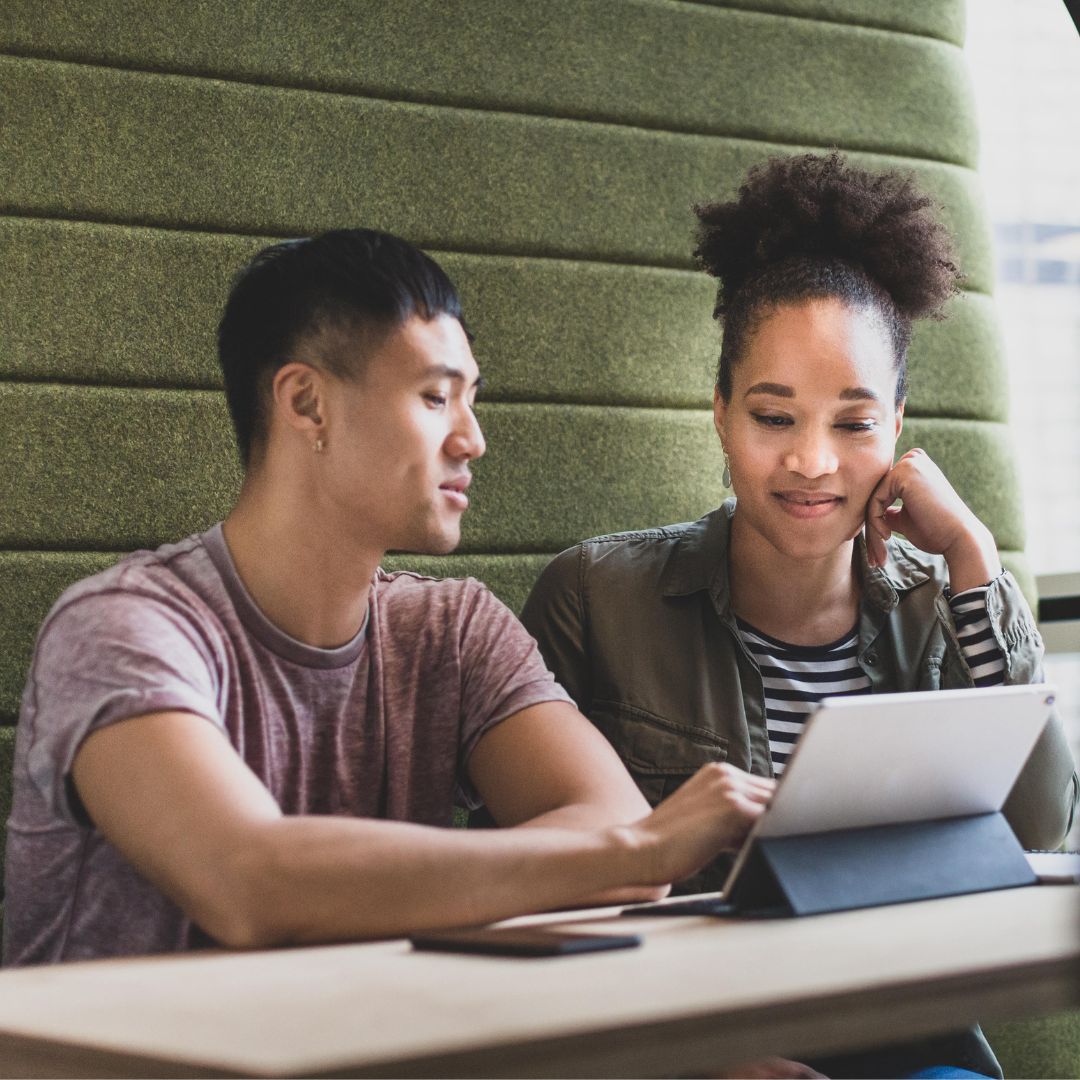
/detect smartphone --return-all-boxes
[410,926,642,957]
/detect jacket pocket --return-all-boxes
[589,700,728,806]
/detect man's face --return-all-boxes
[317,314,485,555]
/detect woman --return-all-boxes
[521,152,1078,1080]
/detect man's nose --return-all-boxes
[448,404,486,461]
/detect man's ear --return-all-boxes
[273,363,325,438]
[712,385,728,445]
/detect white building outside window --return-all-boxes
[965,0,1080,845]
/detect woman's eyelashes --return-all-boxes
[750,412,793,428]
[749,413,879,434]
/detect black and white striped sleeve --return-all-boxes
[948,583,1006,687]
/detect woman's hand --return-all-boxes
[864,448,1001,592]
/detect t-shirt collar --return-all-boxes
[202,523,368,669]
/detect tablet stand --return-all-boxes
[728,812,1037,917]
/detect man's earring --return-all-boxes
[314,437,326,454]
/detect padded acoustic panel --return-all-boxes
[0,219,719,408]
[0,726,12,877]
[0,0,1029,741]
[680,1,965,44]
[0,56,994,287]
[0,1,975,164]
[0,383,1026,555]
[2,218,1007,421]
[983,1012,1080,1080]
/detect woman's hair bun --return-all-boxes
[693,151,961,318]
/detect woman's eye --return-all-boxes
[424,393,448,408]
[838,421,877,433]
[751,413,792,428]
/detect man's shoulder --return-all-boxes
[373,568,501,622]
[43,533,219,632]
[372,569,538,671]
[375,566,488,598]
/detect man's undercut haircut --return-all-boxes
[693,151,963,405]
[217,228,468,467]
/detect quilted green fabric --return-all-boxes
[984,1012,1080,1080]
[1,57,993,284]
[0,0,1035,736]
[0,1,974,163]
[1,218,1007,420]
[0,385,1027,555]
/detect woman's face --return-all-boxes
[714,296,904,563]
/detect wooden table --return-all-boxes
[0,886,1077,1078]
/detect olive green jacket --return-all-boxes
[522,500,1078,861]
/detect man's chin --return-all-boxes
[393,529,461,558]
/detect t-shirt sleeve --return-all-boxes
[454,581,574,807]
[23,587,226,826]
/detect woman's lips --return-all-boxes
[772,491,843,519]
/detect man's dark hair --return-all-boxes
[217,228,467,467]
[693,151,963,404]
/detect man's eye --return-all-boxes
[751,413,791,427]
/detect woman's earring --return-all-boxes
[722,451,731,489]
[314,437,326,454]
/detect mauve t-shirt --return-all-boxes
[3,525,571,966]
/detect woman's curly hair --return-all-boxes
[693,151,963,403]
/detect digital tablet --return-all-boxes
[624,684,1056,917]
[721,682,1055,894]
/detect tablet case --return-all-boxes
[727,811,1036,917]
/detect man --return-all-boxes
[4,229,773,966]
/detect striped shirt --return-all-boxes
[737,584,1007,775]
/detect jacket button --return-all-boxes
[864,652,877,665]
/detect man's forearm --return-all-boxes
[220,814,652,948]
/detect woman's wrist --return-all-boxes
[943,521,1002,594]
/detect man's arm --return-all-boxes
[72,706,771,949]
[466,700,668,904]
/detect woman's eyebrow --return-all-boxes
[744,381,794,398]
[839,387,881,402]
[742,382,882,402]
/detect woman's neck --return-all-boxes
[727,515,861,646]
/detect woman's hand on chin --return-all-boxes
[864,448,1002,592]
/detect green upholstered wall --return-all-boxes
[0,0,1030,737]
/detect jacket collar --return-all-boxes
[660,498,931,616]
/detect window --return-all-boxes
[965,0,1080,844]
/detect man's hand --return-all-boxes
[624,763,775,886]
[864,448,1001,593]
